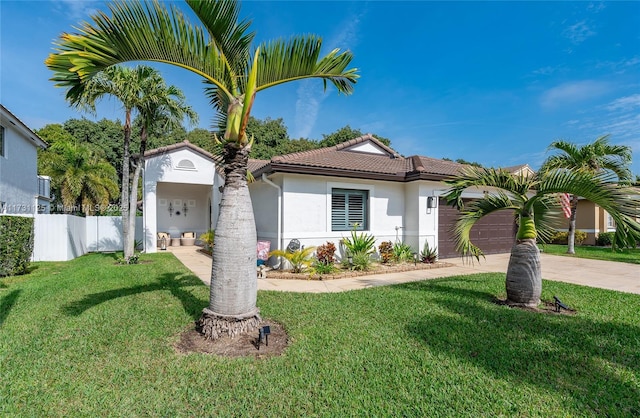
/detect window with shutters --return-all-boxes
[331,188,368,231]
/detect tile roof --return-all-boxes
[254,134,468,182]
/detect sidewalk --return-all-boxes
[166,246,640,295]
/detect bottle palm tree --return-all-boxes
[540,135,632,254]
[62,64,195,261]
[40,140,119,216]
[46,0,358,338]
[443,166,639,307]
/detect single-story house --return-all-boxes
[142,135,520,259]
[247,134,517,261]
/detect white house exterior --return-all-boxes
[143,140,223,252]
[0,104,50,214]
[249,135,516,262]
[140,136,517,262]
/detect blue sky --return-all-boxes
[1,1,639,174]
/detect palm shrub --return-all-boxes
[444,166,640,307]
[341,225,376,270]
[269,246,316,273]
[378,241,394,264]
[421,241,438,263]
[392,242,414,263]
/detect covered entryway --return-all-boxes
[438,198,516,259]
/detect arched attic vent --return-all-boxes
[176,159,196,170]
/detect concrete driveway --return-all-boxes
[167,247,639,295]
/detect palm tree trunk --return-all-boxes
[567,195,579,254]
[197,143,260,340]
[121,112,133,260]
[505,238,541,307]
[126,128,148,258]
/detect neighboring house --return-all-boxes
[143,140,223,252]
[0,104,51,215]
[248,134,517,260]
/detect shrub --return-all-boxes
[269,246,316,273]
[200,229,215,249]
[596,232,615,246]
[0,216,34,276]
[421,241,438,263]
[392,242,414,263]
[313,261,337,275]
[378,241,394,264]
[549,230,587,245]
[341,226,376,256]
[316,241,336,264]
[349,251,372,271]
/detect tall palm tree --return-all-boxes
[127,77,198,259]
[62,65,188,260]
[540,135,632,254]
[444,166,639,307]
[46,0,358,339]
[40,140,119,216]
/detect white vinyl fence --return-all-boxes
[32,214,143,261]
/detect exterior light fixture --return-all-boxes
[168,202,173,217]
[183,202,188,217]
[257,325,271,350]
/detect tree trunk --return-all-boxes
[121,112,132,260]
[566,195,579,255]
[126,127,148,258]
[197,143,260,340]
[505,238,541,307]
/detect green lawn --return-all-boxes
[541,244,640,264]
[1,253,639,416]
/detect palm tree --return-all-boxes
[443,166,639,307]
[128,76,198,259]
[61,64,195,260]
[40,140,119,216]
[540,135,632,254]
[46,0,358,339]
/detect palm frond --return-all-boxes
[452,192,517,261]
[255,35,358,94]
[444,166,531,209]
[46,0,235,101]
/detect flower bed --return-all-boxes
[265,261,454,281]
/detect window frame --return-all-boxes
[330,188,369,231]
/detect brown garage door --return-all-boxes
[438,198,516,259]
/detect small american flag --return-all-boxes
[559,193,572,219]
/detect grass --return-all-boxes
[541,244,640,264]
[1,253,639,416]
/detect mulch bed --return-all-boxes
[265,261,454,281]
[175,320,289,357]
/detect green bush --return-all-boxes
[269,246,316,273]
[392,242,414,263]
[595,232,615,246]
[549,230,587,245]
[0,216,34,277]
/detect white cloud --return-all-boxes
[54,0,99,20]
[540,80,611,108]
[563,20,596,44]
[606,94,640,112]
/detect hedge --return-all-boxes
[549,230,587,245]
[595,232,615,246]
[0,215,34,277]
